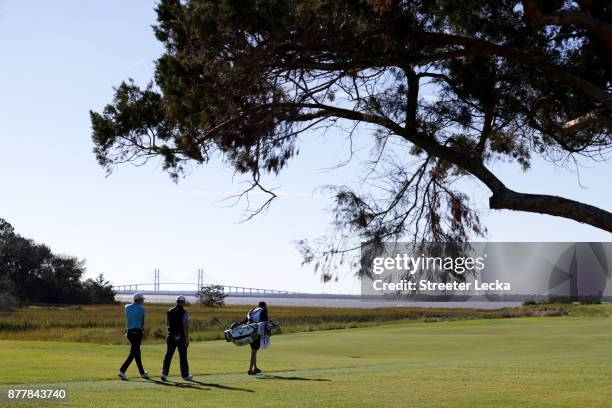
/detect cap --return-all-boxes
[133,293,145,301]
[176,295,186,303]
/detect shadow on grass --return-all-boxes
[186,379,255,393]
[255,374,331,382]
[144,378,209,391]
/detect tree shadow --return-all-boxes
[186,379,255,393]
[144,378,209,391]
[255,374,331,382]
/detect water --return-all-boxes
[115,294,521,309]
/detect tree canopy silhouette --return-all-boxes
[0,218,115,304]
[91,0,611,278]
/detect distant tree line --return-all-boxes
[0,218,115,308]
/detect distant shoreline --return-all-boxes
[115,294,522,309]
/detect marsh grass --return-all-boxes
[0,302,603,344]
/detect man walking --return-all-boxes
[247,301,269,375]
[161,295,193,381]
[118,293,149,380]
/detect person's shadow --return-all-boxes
[255,374,331,382]
[144,378,210,391]
[186,378,255,393]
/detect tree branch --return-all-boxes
[523,0,612,39]
[287,102,612,233]
[415,32,612,111]
[489,189,612,232]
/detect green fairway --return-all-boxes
[1,315,611,407]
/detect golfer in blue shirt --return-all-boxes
[118,293,149,380]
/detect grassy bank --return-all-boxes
[1,313,611,407]
[0,302,607,344]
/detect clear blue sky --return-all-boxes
[0,0,610,294]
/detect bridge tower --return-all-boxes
[197,268,204,290]
[154,268,160,292]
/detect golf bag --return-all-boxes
[224,321,281,346]
[224,322,260,346]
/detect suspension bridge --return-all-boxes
[112,269,320,298]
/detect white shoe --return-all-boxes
[141,371,150,379]
[182,374,193,381]
[118,371,129,381]
[161,373,168,381]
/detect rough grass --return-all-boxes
[0,302,607,344]
[1,312,611,407]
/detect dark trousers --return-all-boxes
[120,329,145,375]
[162,335,189,378]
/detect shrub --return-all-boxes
[81,274,116,304]
[195,285,227,307]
